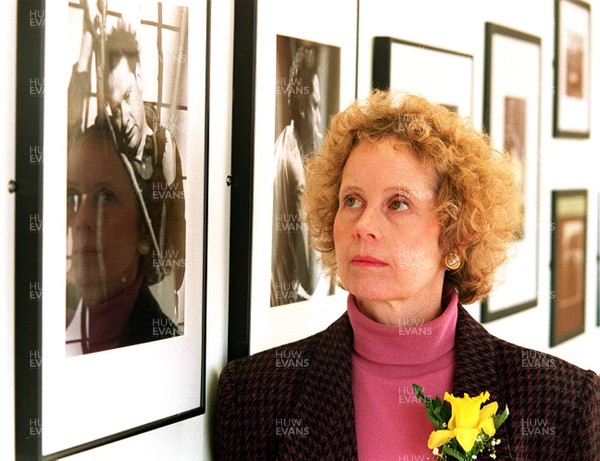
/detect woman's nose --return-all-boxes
[353,205,381,239]
[70,195,97,231]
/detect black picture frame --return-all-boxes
[14,1,44,459]
[481,23,541,322]
[553,0,591,138]
[372,36,473,118]
[227,0,358,360]
[14,1,210,459]
[550,190,587,346]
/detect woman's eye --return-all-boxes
[67,190,81,210]
[390,199,408,211]
[99,191,116,203]
[344,196,361,208]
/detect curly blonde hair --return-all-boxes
[304,91,519,304]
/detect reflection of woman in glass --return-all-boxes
[66,125,179,355]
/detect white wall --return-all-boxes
[1,1,598,460]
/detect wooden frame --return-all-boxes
[553,0,591,138]
[481,23,541,322]
[14,1,209,458]
[550,190,587,346]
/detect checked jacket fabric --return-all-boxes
[216,305,600,460]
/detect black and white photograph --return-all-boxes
[66,1,187,355]
[271,35,339,307]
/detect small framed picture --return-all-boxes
[550,190,587,346]
[227,0,357,359]
[372,37,473,118]
[481,23,541,322]
[553,0,591,137]
[15,1,209,458]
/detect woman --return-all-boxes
[216,92,599,459]
[66,124,180,355]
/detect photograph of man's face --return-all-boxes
[270,35,340,307]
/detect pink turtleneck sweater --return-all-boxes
[348,286,458,460]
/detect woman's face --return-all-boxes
[67,136,143,305]
[333,136,446,307]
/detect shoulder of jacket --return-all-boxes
[220,312,350,381]
[490,335,598,397]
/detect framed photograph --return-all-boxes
[481,23,541,322]
[228,0,358,360]
[372,37,473,118]
[15,0,209,458]
[553,0,591,138]
[550,190,587,346]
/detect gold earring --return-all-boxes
[445,253,461,270]
[137,239,151,255]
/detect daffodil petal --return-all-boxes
[449,394,482,428]
[479,401,499,421]
[447,417,455,430]
[475,391,490,404]
[479,417,497,436]
[427,429,455,449]
[454,427,479,452]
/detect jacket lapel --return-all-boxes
[278,313,358,459]
[453,306,515,459]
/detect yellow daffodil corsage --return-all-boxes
[413,384,509,461]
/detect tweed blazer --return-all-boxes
[216,305,600,460]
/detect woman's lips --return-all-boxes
[351,255,387,267]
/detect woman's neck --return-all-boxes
[354,285,444,326]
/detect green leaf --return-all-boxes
[426,404,445,428]
[493,405,510,429]
[412,384,428,403]
[443,443,467,461]
[441,400,452,422]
